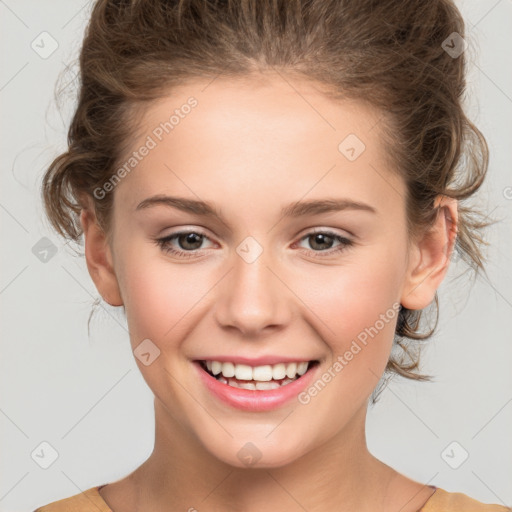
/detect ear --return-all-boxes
[79,201,123,307]
[400,195,458,310]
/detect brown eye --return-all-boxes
[154,230,214,258]
[307,233,335,251]
[176,232,204,250]
[296,230,354,257]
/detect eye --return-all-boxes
[154,228,354,259]
[154,230,214,258]
[294,230,354,257]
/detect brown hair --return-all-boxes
[41,0,493,399]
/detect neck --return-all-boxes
[128,398,396,512]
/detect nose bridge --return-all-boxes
[214,237,288,334]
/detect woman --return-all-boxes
[34,0,510,510]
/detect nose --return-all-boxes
[214,244,291,337]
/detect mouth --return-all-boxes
[196,359,320,391]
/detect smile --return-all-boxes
[199,360,314,390]
[202,361,313,391]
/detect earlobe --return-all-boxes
[80,207,123,307]
[400,195,458,311]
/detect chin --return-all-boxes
[200,432,310,469]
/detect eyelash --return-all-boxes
[154,229,354,259]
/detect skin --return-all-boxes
[80,72,457,512]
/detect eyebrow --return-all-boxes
[135,195,377,221]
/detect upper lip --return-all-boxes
[194,356,318,366]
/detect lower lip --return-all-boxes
[193,361,319,412]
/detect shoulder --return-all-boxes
[33,486,111,512]
[421,488,511,512]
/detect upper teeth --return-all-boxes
[205,361,310,381]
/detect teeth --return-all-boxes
[253,365,273,381]
[203,360,313,381]
[255,381,280,390]
[272,363,287,380]
[285,362,297,378]
[234,364,253,381]
[225,378,294,390]
[238,381,256,390]
[211,361,222,375]
[221,362,235,378]
[297,362,308,375]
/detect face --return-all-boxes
[83,73,452,469]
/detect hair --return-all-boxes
[41,0,494,401]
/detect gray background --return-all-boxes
[1,1,511,510]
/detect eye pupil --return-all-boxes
[179,232,203,250]
[310,233,333,250]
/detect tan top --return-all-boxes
[33,485,511,511]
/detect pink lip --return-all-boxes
[193,355,315,366]
[193,360,320,412]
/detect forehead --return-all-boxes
[113,73,404,217]
[138,73,382,147]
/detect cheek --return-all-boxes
[117,249,217,347]
[293,246,406,378]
